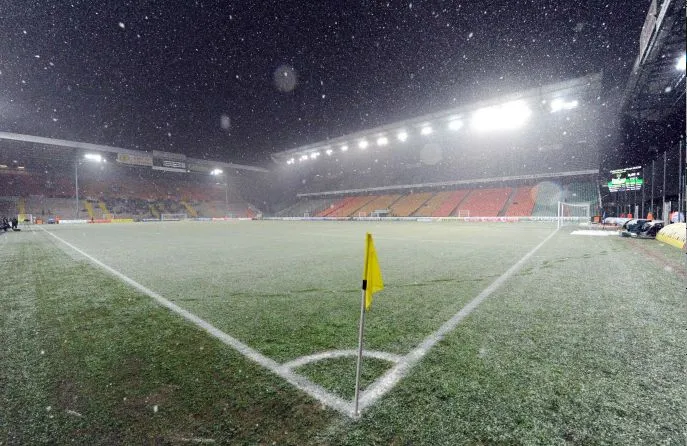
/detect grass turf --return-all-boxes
[1,221,685,444]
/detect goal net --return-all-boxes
[457,209,470,218]
[557,202,591,228]
[160,213,188,221]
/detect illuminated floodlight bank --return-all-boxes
[377,136,388,146]
[286,158,295,165]
[677,53,686,71]
[84,153,103,162]
[550,98,579,112]
[448,119,463,131]
[325,149,333,155]
[358,140,369,149]
[340,144,349,152]
[471,100,531,131]
[299,154,308,161]
[309,152,320,159]
[420,125,433,135]
[397,131,408,142]
[210,168,223,175]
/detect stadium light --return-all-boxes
[377,136,388,146]
[299,154,308,161]
[550,98,578,113]
[340,144,349,152]
[84,153,103,163]
[210,168,223,175]
[310,152,320,159]
[448,119,463,131]
[471,100,531,131]
[325,149,333,156]
[677,54,686,71]
[420,125,433,136]
[358,140,369,149]
[286,158,295,165]
[397,130,408,142]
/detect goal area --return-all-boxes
[557,202,591,228]
[160,213,188,221]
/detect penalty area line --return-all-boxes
[358,228,560,412]
[39,227,354,416]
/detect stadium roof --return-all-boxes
[0,132,268,173]
[270,73,602,165]
[621,0,685,122]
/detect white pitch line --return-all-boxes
[283,349,402,370]
[357,228,560,412]
[39,227,354,416]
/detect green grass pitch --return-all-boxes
[1,220,685,444]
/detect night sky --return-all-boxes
[0,1,648,164]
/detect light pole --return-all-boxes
[75,153,105,219]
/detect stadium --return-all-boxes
[1,1,685,445]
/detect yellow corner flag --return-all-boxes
[362,233,384,311]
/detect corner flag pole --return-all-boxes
[354,233,384,418]
[353,280,367,417]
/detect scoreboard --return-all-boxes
[608,166,643,192]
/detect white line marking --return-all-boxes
[283,349,402,370]
[39,227,354,416]
[357,229,559,412]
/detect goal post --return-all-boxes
[457,209,470,218]
[160,213,188,221]
[557,202,591,228]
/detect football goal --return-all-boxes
[557,202,590,228]
[160,213,188,221]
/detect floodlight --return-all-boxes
[420,125,433,135]
[550,98,578,113]
[377,136,388,146]
[210,168,223,175]
[325,149,333,156]
[397,131,408,142]
[286,158,295,165]
[17,166,25,170]
[358,140,369,149]
[310,152,320,159]
[341,144,349,152]
[299,154,308,161]
[471,100,531,131]
[677,54,686,71]
[84,153,102,162]
[448,120,463,131]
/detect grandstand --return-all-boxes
[0,135,267,220]
[269,74,603,217]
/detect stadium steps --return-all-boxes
[317,197,351,217]
[504,186,537,216]
[277,198,331,217]
[181,201,198,218]
[84,201,95,219]
[355,194,402,216]
[98,201,112,219]
[455,188,512,217]
[413,191,452,216]
[330,195,376,217]
[389,192,434,217]
[432,190,470,217]
[498,188,519,216]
